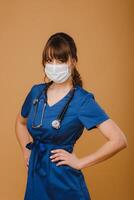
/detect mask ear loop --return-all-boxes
[51,87,76,129]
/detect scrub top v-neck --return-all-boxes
[20,82,110,200]
[45,86,73,108]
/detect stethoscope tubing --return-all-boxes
[32,81,76,129]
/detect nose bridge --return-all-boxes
[53,59,57,64]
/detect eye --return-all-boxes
[58,59,65,63]
[46,58,52,63]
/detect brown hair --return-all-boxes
[42,32,83,87]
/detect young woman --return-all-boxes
[15,32,128,200]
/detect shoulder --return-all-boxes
[32,82,46,89]
[26,82,47,98]
[30,82,47,92]
[76,85,95,102]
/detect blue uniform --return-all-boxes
[21,83,110,200]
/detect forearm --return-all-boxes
[80,140,126,169]
[15,119,32,154]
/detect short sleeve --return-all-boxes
[20,85,36,118]
[78,93,110,131]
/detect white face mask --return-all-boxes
[44,63,72,83]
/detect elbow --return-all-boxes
[121,133,128,148]
[114,135,128,151]
[120,139,128,149]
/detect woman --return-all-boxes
[15,32,128,200]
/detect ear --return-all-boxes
[70,58,77,69]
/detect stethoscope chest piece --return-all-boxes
[51,119,61,129]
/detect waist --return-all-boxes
[25,137,74,153]
[25,138,78,177]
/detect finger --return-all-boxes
[51,149,67,154]
[56,161,67,166]
[25,165,28,173]
[51,156,67,162]
[50,152,65,159]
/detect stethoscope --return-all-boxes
[32,81,77,129]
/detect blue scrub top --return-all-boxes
[21,83,110,200]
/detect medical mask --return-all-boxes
[44,63,72,83]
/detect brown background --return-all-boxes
[0,0,133,199]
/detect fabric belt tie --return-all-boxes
[25,138,74,177]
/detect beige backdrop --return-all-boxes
[0,0,133,200]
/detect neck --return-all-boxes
[49,80,73,90]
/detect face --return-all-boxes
[44,49,76,84]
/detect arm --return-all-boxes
[15,111,32,171]
[78,118,128,169]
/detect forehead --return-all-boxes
[46,47,71,61]
[46,44,70,57]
